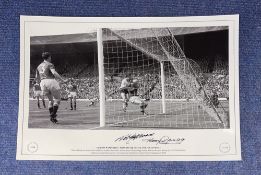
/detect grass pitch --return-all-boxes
[29,99,229,129]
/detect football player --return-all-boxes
[35,52,67,123]
[33,81,46,109]
[67,79,78,110]
[128,79,148,115]
[119,74,132,112]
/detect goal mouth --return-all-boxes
[102,28,229,129]
[108,112,225,129]
[105,99,228,129]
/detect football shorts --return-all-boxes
[40,79,61,100]
[34,90,42,97]
[68,92,77,98]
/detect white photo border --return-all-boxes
[17,15,240,161]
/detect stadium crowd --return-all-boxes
[30,61,229,100]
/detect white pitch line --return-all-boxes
[88,126,103,130]
[109,114,154,126]
[30,109,97,113]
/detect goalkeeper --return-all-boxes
[128,79,148,115]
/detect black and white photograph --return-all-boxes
[29,27,229,130]
[29,32,100,129]
[17,15,240,161]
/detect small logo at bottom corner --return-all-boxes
[27,142,38,153]
[219,142,230,153]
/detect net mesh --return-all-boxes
[103,28,229,129]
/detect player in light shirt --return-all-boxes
[120,75,148,114]
[67,79,78,110]
[119,75,132,112]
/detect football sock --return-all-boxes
[70,100,73,110]
[49,107,53,115]
[53,105,59,116]
[42,100,46,108]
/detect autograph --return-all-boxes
[115,133,155,144]
[115,133,185,145]
[142,136,185,145]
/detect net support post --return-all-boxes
[160,61,166,114]
[97,28,105,127]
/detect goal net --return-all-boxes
[102,28,229,129]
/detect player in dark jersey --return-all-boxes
[88,96,99,106]
[66,80,78,110]
[33,81,46,109]
[118,75,148,114]
[128,79,148,115]
[35,52,67,124]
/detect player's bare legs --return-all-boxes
[36,96,40,109]
[69,97,73,110]
[52,100,60,123]
[45,93,57,123]
[41,95,46,108]
[45,91,60,124]
[50,89,62,123]
[48,100,54,116]
[121,92,128,112]
[129,96,148,115]
[73,96,76,110]
[68,95,76,110]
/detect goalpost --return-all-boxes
[160,61,166,114]
[97,28,106,127]
[98,28,229,129]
